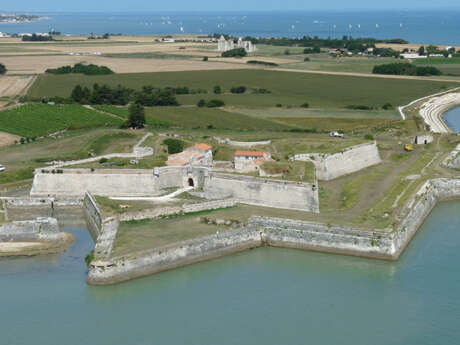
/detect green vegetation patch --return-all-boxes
[144,106,292,131]
[28,70,456,108]
[0,104,123,137]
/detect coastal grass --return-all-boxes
[0,129,143,185]
[27,70,457,108]
[0,104,123,137]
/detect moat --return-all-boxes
[1,200,459,345]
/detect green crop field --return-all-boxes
[144,106,293,131]
[0,104,123,137]
[27,70,457,108]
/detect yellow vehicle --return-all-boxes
[404,144,414,152]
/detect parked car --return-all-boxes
[329,131,344,138]
[0,164,5,172]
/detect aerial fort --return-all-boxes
[0,33,460,284]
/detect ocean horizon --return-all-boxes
[1,10,460,45]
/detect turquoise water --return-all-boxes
[1,201,460,345]
[444,106,460,133]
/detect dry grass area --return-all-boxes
[0,76,34,97]
[1,55,256,74]
[0,131,20,147]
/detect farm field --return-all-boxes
[0,75,34,98]
[27,69,457,108]
[282,56,398,73]
[0,104,123,137]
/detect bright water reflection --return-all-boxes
[1,201,460,345]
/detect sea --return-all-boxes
[1,10,460,45]
[1,200,460,344]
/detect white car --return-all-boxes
[0,165,5,172]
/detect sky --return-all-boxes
[2,0,460,12]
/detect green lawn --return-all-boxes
[27,70,457,108]
[0,104,123,137]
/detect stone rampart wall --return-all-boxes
[87,178,460,285]
[203,172,319,212]
[31,170,160,197]
[0,217,61,242]
[292,142,381,181]
[88,228,261,285]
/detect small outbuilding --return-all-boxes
[414,134,434,145]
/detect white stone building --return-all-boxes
[218,36,256,53]
[234,150,272,172]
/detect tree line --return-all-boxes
[372,63,442,76]
[70,84,179,106]
[46,63,114,76]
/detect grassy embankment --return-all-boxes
[0,129,143,186]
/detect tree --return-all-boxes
[197,99,206,107]
[0,63,6,75]
[418,45,425,56]
[163,138,184,154]
[213,85,222,94]
[71,85,84,103]
[126,104,146,128]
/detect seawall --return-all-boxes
[0,217,74,256]
[86,178,460,285]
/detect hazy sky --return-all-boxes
[3,0,460,12]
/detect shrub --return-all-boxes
[301,102,310,108]
[202,56,208,61]
[230,86,246,94]
[0,63,6,75]
[276,104,282,107]
[197,99,206,107]
[213,85,222,94]
[304,57,310,62]
[99,158,108,164]
[221,48,247,57]
[246,60,279,67]
[163,138,185,154]
[206,99,225,108]
[364,134,374,140]
[382,103,393,110]
[346,105,374,110]
[284,49,290,55]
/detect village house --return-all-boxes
[234,150,273,172]
[167,143,213,167]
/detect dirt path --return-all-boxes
[0,131,20,147]
[84,105,125,121]
[271,67,460,83]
